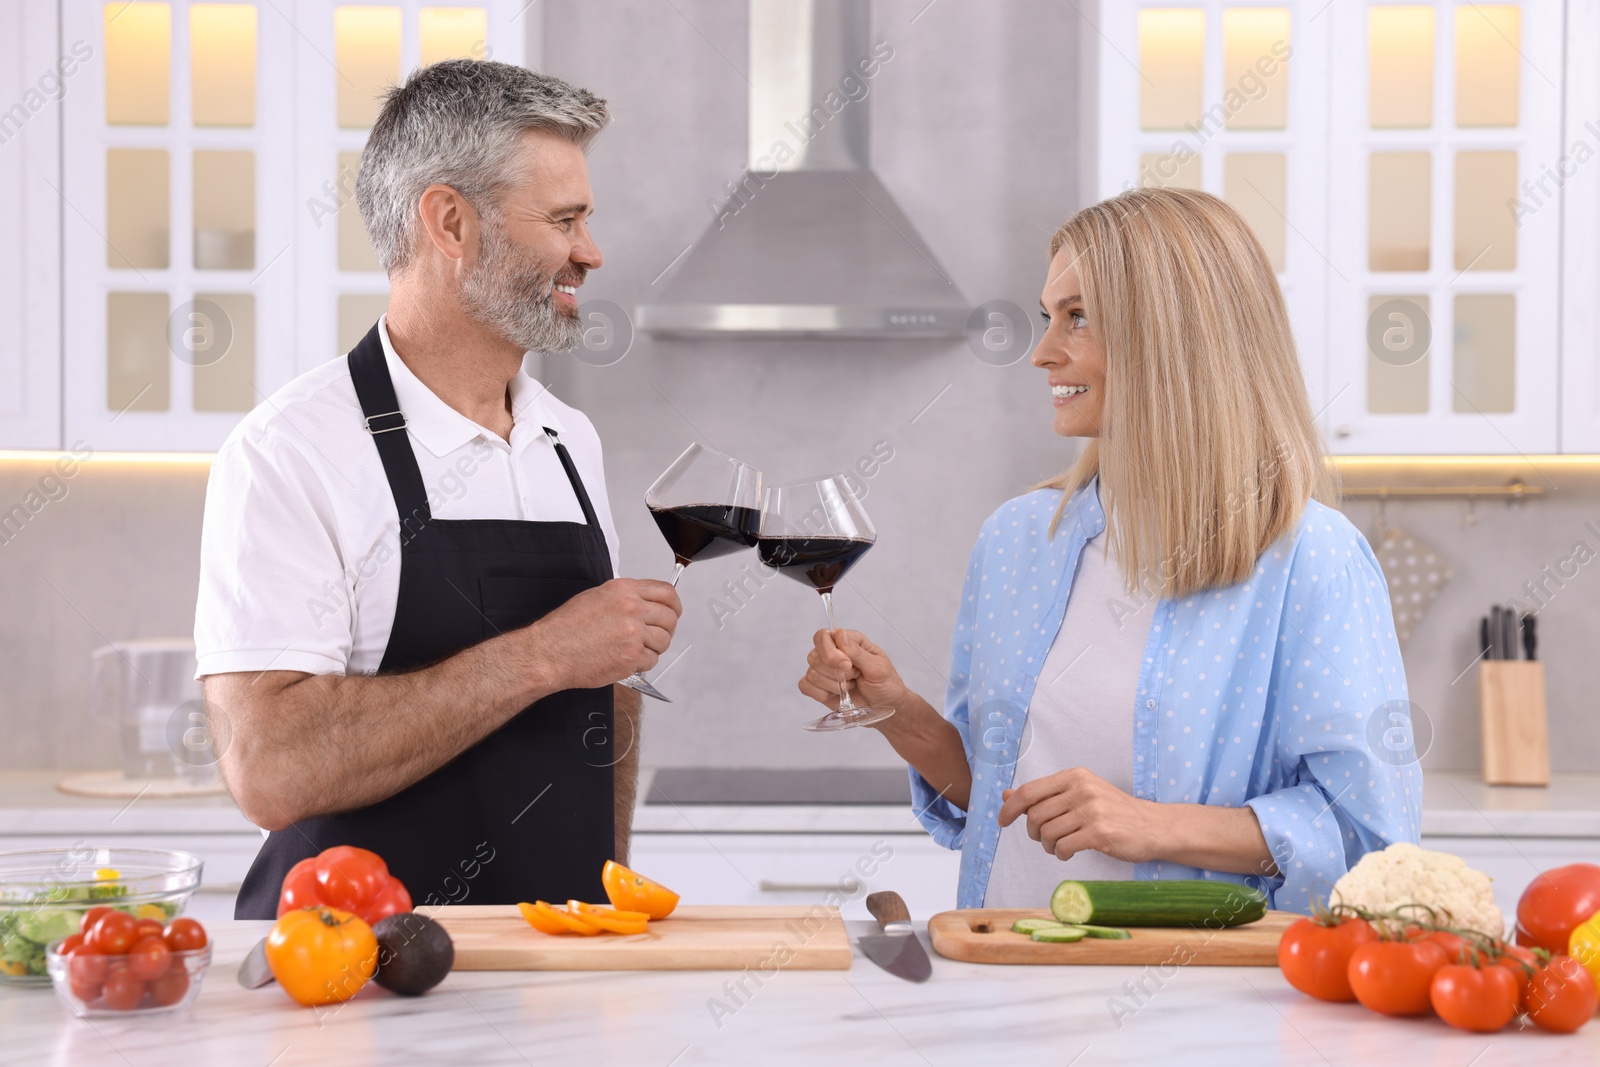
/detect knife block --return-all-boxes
[1478,661,1549,786]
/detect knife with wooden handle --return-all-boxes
[860,891,931,982]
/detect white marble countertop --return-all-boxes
[3,769,1600,838]
[0,919,1595,1066]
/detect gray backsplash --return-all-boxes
[2,0,1596,775]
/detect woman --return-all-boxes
[798,187,1420,914]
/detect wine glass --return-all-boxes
[757,475,895,732]
[619,443,763,702]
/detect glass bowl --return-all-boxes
[47,941,211,1017]
[0,847,203,984]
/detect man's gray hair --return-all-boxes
[356,60,610,273]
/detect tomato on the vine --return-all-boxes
[1278,916,1378,1002]
[1430,963,1519,1033]
[1525,954,1599,1034]
[1348,939,1448,1016]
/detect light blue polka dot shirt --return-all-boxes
[910,475,1423,914]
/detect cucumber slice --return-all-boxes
[1011,918,1067,934]
[1069,924,1132,940]
[1030,926,1088,943]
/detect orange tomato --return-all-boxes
[265,906,378,1007]
[601,861,680,920]
[516,901,602,936]
[568,901,650,935]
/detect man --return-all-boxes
[195,60,681,917]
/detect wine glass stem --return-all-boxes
[670,562,686,587]
[820,591,855,712]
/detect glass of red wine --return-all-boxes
[757,475,894,732]
[619,443,763,702]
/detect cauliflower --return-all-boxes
[1330,842,1503,938]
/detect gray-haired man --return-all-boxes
[195,61,681,917]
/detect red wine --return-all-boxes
[757,536,873,593]
[650,504,760,566]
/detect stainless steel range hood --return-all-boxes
[635,0,968,339]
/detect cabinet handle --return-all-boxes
[758,880,849,893]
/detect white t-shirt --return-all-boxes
[984,528,1156,908]
[194,316,621,679]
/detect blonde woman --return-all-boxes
[798,188,1420,913]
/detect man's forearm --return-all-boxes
[212,626,563,830]
[612,684,642,864]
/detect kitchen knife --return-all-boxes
[237,936,275,989]
[1523,613,1538,661]
[1502,605,1518,661]
[1489,606,1503,660]
[1480,617,1492,661]
[860,891,931,983]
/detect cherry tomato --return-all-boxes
[127,935,172,981]
[1430,963,1519,1033]
[1348,939,1448,1016]
[162,918,208,952]
[1490,942,1540,1010]
[1278,916,1379,1002]
[313,846,391,913]
[1526,954,1600,1034]
[80,906,114,933]
[88,912,139,955]
[64,944,108,1001]
[1419,930,1478,965]
[56,933,84,955]
[1516,863,1600,954]
[132,918,164,942]
[147,964,190,1008]
[101,970,147,1011]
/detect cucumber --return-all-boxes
[1011,918,1067,935]
[1069,923,1132,940]
[1030,926,1087,943]
[1049,880,1268,928]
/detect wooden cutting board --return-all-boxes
[928,908,1296,966]
[415,904,853,971]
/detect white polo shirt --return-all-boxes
[194,317,622,679]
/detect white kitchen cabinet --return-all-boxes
[50,0,526,452]
[630,833,963,921]
[1098,1,1568,456]
[1559,0,1600,454]
[0,2,64,450]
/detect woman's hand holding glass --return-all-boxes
[798,629,907,715]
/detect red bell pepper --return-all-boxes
[277,845,412,925]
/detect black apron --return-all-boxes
[235,322,616,918]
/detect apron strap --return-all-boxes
[543,427,602,531]
[348,322,433,525]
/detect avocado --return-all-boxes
[372,912,454,996]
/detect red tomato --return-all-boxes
[162,918,208,952]
[1419,930,1478,965]
[1491,942,1540,1010]
[1526,954,1600,1034]
[87,912,139,955]
[101,971,146,1011]
[1430,963,1519,1033]
[1517,863,1600,955]
[64,944,108,1001]
[80,906,114,932]
[1348,939,1448,1016]
[366,877,413,924]
[127,936,171,980]
[1278,917,1379,1002]
[132,918,164,941]
[56,933,84,955]
[147,964,190,1007]
[313,846,390,913]
[277,857,321,917]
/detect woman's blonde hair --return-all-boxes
[1037,186,1338,599]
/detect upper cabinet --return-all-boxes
[1561,1,1600,454]
[0,4,64,450]
[1098,1,1572,456]
[48,1,524,453]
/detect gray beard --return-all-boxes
[458,216,583,353]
